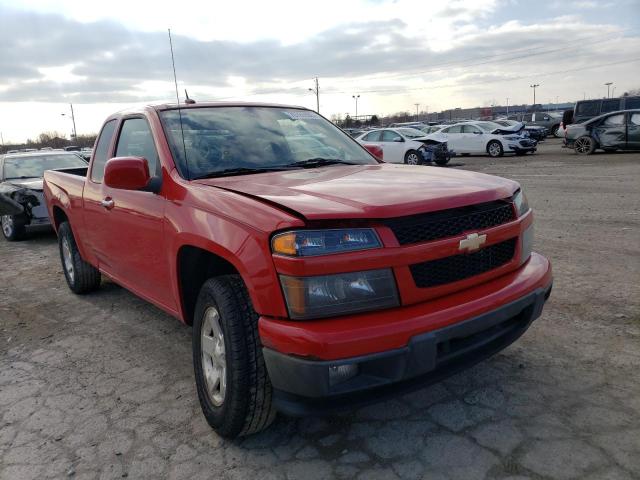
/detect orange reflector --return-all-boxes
[272,232,298,256]
[280,276,306,317]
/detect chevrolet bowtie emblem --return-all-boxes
[459,233,487,252]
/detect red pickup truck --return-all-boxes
[44,102,552,438]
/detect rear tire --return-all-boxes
[58,222,101,294]
[1,215,26,241]
[574,135,596,155]
[487,140,504,158]
[404,150,421,165]
[551,125,559,136]
[434,156,450,166]
[193,275,276,438]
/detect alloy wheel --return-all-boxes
[406,152,420,165]
[1,216,13,237]
[201,306,227,407]
[61,237,75,283]
[575,137,592,154]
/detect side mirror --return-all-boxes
[473,131,482,135]
[393,137,404,142]
[104,156,153,191]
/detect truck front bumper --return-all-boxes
[260,252,552,416]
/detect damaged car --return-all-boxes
[566,109,640,155]
[0,151,88,240]
[492,119,547,142]
[427,121,537,158]
[356,127,453,165]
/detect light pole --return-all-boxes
[308,77,320,113]
[61,103,77,140]
[530,84,539,106]
[352,94,360,120]
[414,103,420,121]
[506,97,509,116]
[604,82,613,98]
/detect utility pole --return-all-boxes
[308,77,320,113]
[604,82,613,98]
[61,103,77,140]
[530,84,539,106]
[352,94,360,119]
[506,97,509,115]
[414,103,420,121]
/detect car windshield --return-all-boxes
[397,128,426,138]
[3,154,87,179]
[159,106,377,179]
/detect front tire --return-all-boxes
[193,275,276,438]
[551,125,559,136]
[574,135,596,155]
[1,215,26,241]
[404,150,421,165]
[58,222,101,294]
[487,140,504,158]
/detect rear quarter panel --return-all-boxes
[43,171,94,263]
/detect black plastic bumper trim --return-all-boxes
[264,282,552,416]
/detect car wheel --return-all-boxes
[404,150,421,165]
[487,140,504,158]
[574,135,596,155]
[551,125,559,136]
[193,275,276,438]
[1,215,26,241]
[58,222,101,294]
[434,155,450,166]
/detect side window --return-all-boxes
[381,130,402,142]
[362,131,380,142]
[625,98,640,109]
[462,125,481,134]
[447,125,463,134]
[90,120,117,183]
[115,118,159,176]
[630,113,640,126]
[603,114,624,126]
[601,99,621,113]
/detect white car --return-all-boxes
[426,121,536,157]
[356,128,432,164]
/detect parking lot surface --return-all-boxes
[1,139,639,480]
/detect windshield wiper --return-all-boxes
[191,166,290,180]
[5,176,41,180]
[284,158,360,168]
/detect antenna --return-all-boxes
[185,89,196,104]
[168,28,190,179]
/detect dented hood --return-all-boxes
[3,178,44,190]
[194,164,518,220]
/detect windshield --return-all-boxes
[3,154,87,179]
[159,106,377,179]
[397,128,426,139]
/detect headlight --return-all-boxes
[272,229,381,257]
[280,269,399,319]
[512,190,530,217]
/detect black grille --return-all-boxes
[410,238,517,288]
[385,200,515,245]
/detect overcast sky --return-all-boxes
[1,0,639,142]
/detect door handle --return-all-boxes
[100,198,115,210]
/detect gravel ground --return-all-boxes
[1,139,639,480]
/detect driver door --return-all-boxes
[84,117,176,312]
[380,130,406,163]
[594,113,626,149]
[461,125,485,152]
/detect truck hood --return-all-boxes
[3,178,43,191]
[194,164,519,220]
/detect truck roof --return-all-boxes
[110,101,310,118]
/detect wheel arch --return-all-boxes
[177,245,243,326]
[52,206,68,231]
